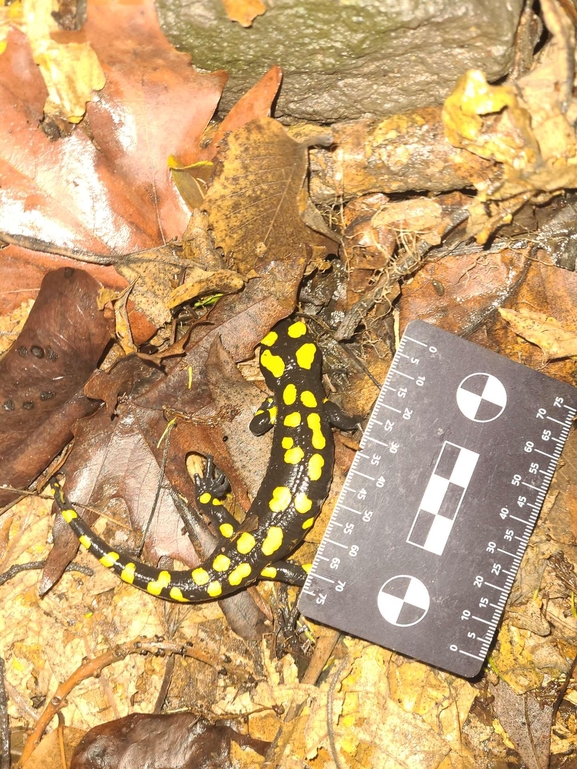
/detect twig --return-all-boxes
[0,232,191,269]
[0,560,94,588]
[18,637,218,767]
[153,655,175,714]
[0,658,10,769]
[327,655,350,769]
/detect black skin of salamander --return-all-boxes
[51,319,358,603]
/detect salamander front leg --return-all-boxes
[249,396,277,436]
[324,400,360,431]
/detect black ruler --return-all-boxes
[299,320,577,677]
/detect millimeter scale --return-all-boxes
[298,321,577,677]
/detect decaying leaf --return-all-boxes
[492,678,555,769]
[203,117,330,274]
[24,725,85,769]
[0,268,113,508]
[499,307,577,359]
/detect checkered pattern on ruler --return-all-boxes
[406,442,479,556]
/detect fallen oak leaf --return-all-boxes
[499,307,577,359]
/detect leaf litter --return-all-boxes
[1,1,577,768]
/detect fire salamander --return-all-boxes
[51,318,357,602]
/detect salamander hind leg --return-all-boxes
[194,455,239,539]
[259,560,309,587]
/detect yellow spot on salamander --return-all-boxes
[288,320,307,338]
[79,535,92,550]
[303,563,312,573]
[191,568,210,585]
[228,562,252,586]
[260,330,278,347]
[262,526,283,556]
[147,570,172,596]
[220,523,234,538]
[207,581,222,597]
[300,390,317,408]
[213,554,231,571]
[260,349,285,378]
[236,532,256,554]
[302,517,315,529]
[282,436,294,449]
[260,565,277,579]
[284,411,301,428]
[212,498,223,506]
[295,343,316,370]
[295,492,313,514]
[169,586,190,602]
[121,563,136,584]
[269,486,291,512]
[100,552,119,568]
[199,492,211,505]
[269,405,278,423]
[283,383,297,405]
[61,508,77,523]
[307,413,326,449]
[308,453,325,481]
[284,446,305,464]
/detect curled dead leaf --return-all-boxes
[499,307,577,359]
[168,267,244,308]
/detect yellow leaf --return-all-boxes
[15,0,105,121]
[221,0,266,27]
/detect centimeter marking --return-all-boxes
[300,321,577,676]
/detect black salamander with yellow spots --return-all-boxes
[51,319,356,602]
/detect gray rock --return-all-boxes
[156,0,525,123]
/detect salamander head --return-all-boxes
[258,319,322,391]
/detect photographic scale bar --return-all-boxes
[299,320,577,677]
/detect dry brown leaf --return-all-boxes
[499,307,577,359]
[221,0,266,27]
[203,117,320,274]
